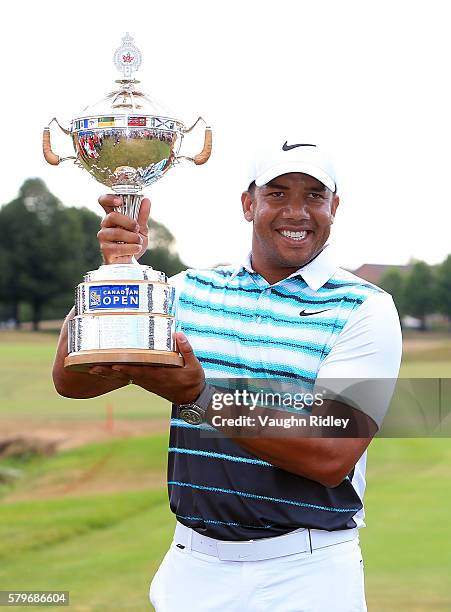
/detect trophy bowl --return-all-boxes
[43,33,212,371]
[70,85,194,194]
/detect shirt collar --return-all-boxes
[229,243,338,291]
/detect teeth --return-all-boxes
[280,230,307,241]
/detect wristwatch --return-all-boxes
[178,384,216,425]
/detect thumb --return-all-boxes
[137,198,151,236]
[176,332,198,366]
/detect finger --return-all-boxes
[100,241,142,263]
[111,363,171,379]
[97,227,143,245]
[88,366,127,381]
[88,366,112,378]
[175,332,198,367]
[137,198,151,237]
[98,194,123,215]
[100,212,140,232]
[111,365,156,383]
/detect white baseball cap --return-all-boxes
[247,140,336,192]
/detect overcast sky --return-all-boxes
[2,0,450,270]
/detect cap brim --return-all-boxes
[255,161,336,192]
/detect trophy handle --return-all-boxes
[42,118,77,166]
[177,116,212,166]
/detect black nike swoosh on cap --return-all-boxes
[282,142,316,151]
[299,309,331,317]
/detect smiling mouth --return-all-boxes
[278,229,310,242]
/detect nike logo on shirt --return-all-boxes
[299,309,331,317]
[282,142,316,151]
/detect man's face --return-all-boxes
[241,172,339,284]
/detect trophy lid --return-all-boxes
[73,33,180,125]
[77,87,177,121]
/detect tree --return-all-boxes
[139,218,187,277]
[379,267,406,319]
[0,179,47,327]
[64,206,102,273]
[0,179,101,330]
[0,241,19,324]
[436,254,451,326]
[403,261,437,331]
[0,179,187,328]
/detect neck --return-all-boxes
[252,265,299,285]
[250,246,327,285]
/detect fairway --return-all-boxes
[0,331,171,422]
[1,329,451,611]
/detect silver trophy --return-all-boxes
[43,33,212,369]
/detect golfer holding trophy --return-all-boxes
[45,33,211,371]
[52,32,402,612]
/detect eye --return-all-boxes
[308,192,324,201]
[269,191,285,198]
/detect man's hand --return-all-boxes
[88,332,205,405]
[97,194,151,263]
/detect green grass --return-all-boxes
[401,332,451,377]
[0,435,169,501]
[361,439,451,610]
[0,436,174,611]
[0,490,173,611]
[0,331,170,421]
[401,361,451,377]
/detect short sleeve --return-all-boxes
[315,292,403,428]
[169,270,188,317]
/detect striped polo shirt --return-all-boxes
[167,244,402,541]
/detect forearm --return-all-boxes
[205,399,374,487]
[52,308,126,399]
[235,436,340,487]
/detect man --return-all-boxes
[53,141,402,611]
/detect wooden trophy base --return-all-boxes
[64,348,184,372]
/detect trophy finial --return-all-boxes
[113,32,142,80]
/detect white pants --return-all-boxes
[149,536,367,611]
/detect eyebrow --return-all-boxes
[309,183,327,192]
[264,181,290,190]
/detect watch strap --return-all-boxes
[194,383,216,413]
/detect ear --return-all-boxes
[241,191,254,222]
[330,194,340,224]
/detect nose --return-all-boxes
[281,197,310,220]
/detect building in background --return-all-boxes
[352,264,411,285]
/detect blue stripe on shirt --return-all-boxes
[179,297,347,329]
[180,324,326,354]
[168,481,360,513]
[168,447,273,467]
[176,514,274,529]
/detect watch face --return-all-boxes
[180,407,203,426]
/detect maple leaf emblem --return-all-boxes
[122,52,134,63]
